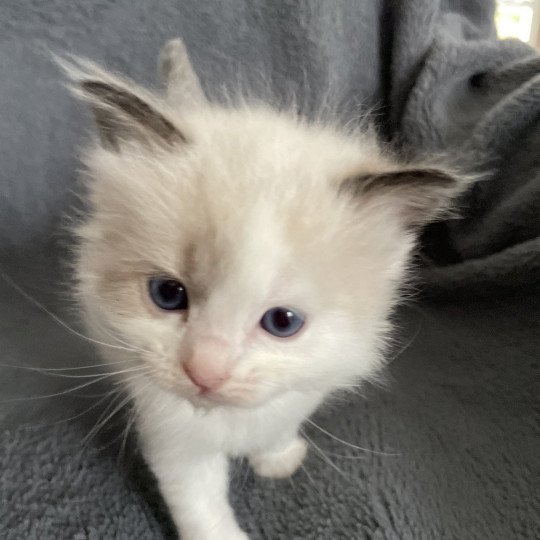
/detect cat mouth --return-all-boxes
[147,368,266,408]
[193,389,252,407]
[185,383,263,409]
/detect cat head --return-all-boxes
[68,40,462,409]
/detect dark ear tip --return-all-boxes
[394,168,458,188]
[80,80,109,91]
[341,165,466,226]
[349,167,459,196]
[79,80,118,99]
[77,79,186,146]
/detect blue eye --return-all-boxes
[148,277,188,311]
[260,307,305,338]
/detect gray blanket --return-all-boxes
[1,1,539,539]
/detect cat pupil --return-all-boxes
[161,280,180,300]
[273,309,293,328]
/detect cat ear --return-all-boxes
[159,38,207,108]
[342,167,465,227]
[58,56,185,151]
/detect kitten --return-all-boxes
[66,39,462,540]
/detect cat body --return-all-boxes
[67,39,463,539]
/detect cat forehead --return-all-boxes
[187,200,288,283]
[88,104,384,210]
[186,106,377,174]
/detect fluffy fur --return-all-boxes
[66,39,463,539]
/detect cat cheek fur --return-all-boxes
[68,38,464,539]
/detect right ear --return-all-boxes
[159,38,207,108]
[58,56,186,151]
[340,166,466,228]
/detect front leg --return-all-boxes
[144,446,247,540]
[249,434,308,479]
[248,394,322,479]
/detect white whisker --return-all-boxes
[0,359,134,372]
[47,392,118,426]
[299,428,348,479]
[306,418,400,456]
[81,391,133,447]
[89,315,153,355]
[118,404,140,466]
[385,321,423,366]
[0,363,148,380]
[0,371,133,403]
[0,270,144,353]
[5,390,121,432]
[299,463,316,486]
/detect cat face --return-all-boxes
[68,48,461,409]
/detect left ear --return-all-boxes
[58,55,185,151]
[341,167,465,227]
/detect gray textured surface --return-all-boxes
[1,1,539,539]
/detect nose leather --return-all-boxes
[182,337,233,392]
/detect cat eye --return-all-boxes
[148,277,188,311]
[260,307,305,338]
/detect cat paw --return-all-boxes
[249,437,307,479]
[217,524,249,540]
[181,522,248,540]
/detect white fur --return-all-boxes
[70,39,459,539]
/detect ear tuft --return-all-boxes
[159,38,207,108]
[342,167,466,227]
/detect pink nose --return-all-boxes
[182,337,233,393]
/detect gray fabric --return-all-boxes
[1,1,539,539]
[391,4,540,295]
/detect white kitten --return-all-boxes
[66,39,462,539]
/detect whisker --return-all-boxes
[114,377,157,465]
[0,270,144,353]
[81,391,133,447]
[299,463,316,486]
[0,372,130,403]
[0,364,148,380]
[3,390,122,432]
[72,388,129,399]
[118,404,139,466]
[305,419,400,457]
[385,321,423,366]
[299,428,348,479]
[321,451,369,460]
[89,316,154,355]
[0,359,135,372]
[80,393,124,447]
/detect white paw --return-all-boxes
[216,523,249,540]
[249,437,307,479]
[182,522,248,540]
